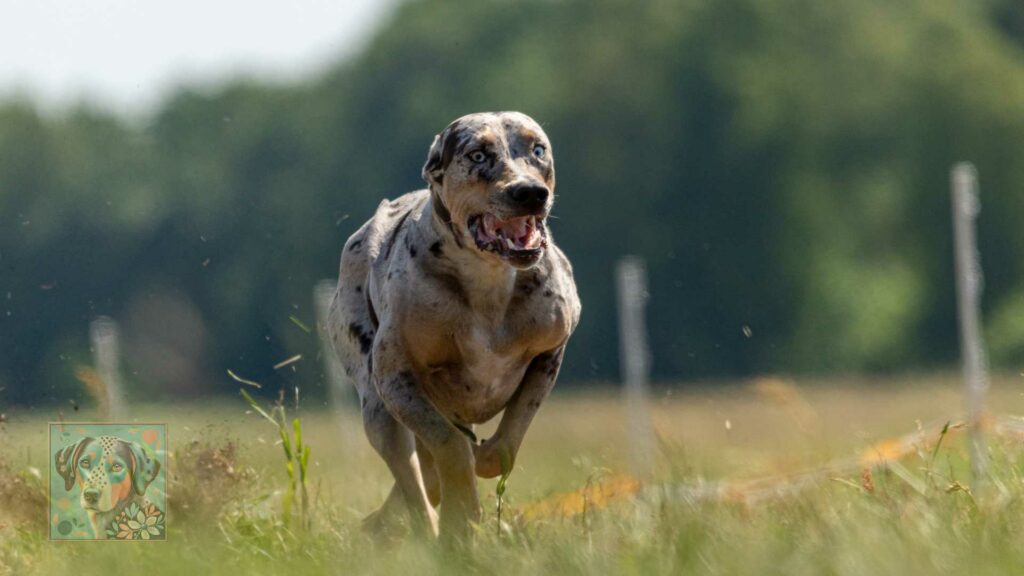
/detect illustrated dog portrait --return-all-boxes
[53,432,164,540]
[328,111,580,539]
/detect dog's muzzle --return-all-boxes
[468,212,548,266]
[82,488,101,509]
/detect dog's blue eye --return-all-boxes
[533,145,546,158]
[111,463,123,472]
[79,459,90,469]
[468,151,487,163]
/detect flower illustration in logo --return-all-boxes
[105,502,165,540]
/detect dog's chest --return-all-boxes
[407,254,576,424]
[420,323,534,424]
[462,325,527,389]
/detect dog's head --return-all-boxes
[55,435,160,513]
[423,111,555,269]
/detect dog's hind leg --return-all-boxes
[361,391,439,537]
[327,229,436,535]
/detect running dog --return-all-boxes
[328,111,580,539]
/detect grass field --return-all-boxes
[3,373,1024,575]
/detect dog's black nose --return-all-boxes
[506,183,549,211]
[83,489,99,504]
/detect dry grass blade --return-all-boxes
[273,355,302,370]
[227,369,262,389]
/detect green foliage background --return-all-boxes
[3,0,1024,404]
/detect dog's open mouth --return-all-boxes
[468,213,547,258]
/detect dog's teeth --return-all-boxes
[484,214,501,237]
[506,238,515,250]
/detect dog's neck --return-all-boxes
[425,191,518,318]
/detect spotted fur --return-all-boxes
[327,112,580,540]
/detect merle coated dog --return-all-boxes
[328,112,580,539]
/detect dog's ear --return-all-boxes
[55,437,91,492]
[421,120,466,188]
[126,440,161,495]
[422,133,444,188]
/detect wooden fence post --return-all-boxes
[89,316,126,419]
[616,256,655,479]
[951,162,989,483]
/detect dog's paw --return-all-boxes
[361,506,407,542]
[473,439,514,479]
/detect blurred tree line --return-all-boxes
[3,0,1024,405]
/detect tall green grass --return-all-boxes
[240,388,311,530]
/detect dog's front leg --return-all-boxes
[373,334,480,540]
[475,346,566,479]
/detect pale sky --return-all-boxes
[0,0,400,115]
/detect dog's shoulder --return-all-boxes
[361,190,429,261]
[339,190,428,278]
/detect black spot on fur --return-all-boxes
[544,289,554,298]
[432,190,464,249]
[366,293,379,329]
[391,371,415,390]
[534,347,565,378]
[348,322,373,355]
[367,401,384,419]
[545,356,562,377]
[431,191,464,249]
[440,121,471,171]
[355,285,362,293]
[515,273,546,299]
[383,210,413,261]
[432,190,452,224]
[424,122,460,184]
[426,268,468,306]
[429,241,443,257]
[409,244,417,258]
